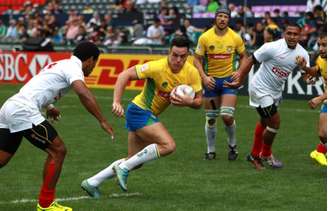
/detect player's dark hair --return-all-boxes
[285,22,301,30]
[170,35,190,50]
[73,41,100,62]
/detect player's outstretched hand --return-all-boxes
[100,120,115,141]
[112,102,125,117]
[46,106,61,122]
[202,76,216,90]
[308,97,322,109]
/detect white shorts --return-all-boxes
[0,99,45,133]
[249,89,281,108]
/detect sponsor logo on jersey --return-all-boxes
[226,46,233,53]
[161,81,168,88]
[271,66,290,78]
[157,90,170,99]
[208,53,231,59]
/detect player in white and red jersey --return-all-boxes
[0,42,114,211]
[225,23,310,170]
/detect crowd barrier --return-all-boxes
[0,51,324,99]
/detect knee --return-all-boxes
[205,110,219,128]
[220,106,235,125]
[221,115,234,125]
[52,144,67,160]
[160,141,176,156]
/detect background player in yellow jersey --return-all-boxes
[298,32,327,166]
[81,36,202,197]
[194,7,247,160]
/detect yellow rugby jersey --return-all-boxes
[316,56,327,85]
[132,57,202,116]
[195,27,245,77]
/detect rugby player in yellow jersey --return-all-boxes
[297,32,327,166]
[81,36,202,196]
[194,7,247,160]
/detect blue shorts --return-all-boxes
[125,103,159,132]
[203,76,237,98]
[320,102,327,113]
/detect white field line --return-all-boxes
[1,90,317,113]
[0,192,142,205]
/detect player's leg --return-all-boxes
[251,120,266,158]
[203,97,220,160]
[115,122,175,191]
[0,128,23,168]
[256,105,283,168]
[81,132,142,198]
[220,93,238,160]
[22,120,71,211]
[310,104,327,166]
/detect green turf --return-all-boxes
[0,84,326,211]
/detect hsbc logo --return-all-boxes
[0,52,69,83]
[29,55,52,76]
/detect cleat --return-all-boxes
[37,201,72,211]
[260,154,283,168]
[81,179,101,199]
[246,154,265,170]
[310,150,327,166]
[204,152,216,160]
[113,165,129,192]
[228,145,238,161]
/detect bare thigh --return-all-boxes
[134,122,176,156]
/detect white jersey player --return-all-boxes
[0,42,114,211]
[225,23,311,170]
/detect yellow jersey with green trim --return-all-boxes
[132,57,202,116]
[195,27,245,78]
[316,56,327,86]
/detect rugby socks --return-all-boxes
[261,143,272,157]
[38,160,56,208]
[225,121,237,147]
[317,143,327,154]
[87,158,125,187]
[119,144,160,171]
[251,122,265,157]
[205,124,217,153]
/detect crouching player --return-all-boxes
[81,35,202,197]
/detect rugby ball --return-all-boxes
[171,84,195,99]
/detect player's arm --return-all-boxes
[224,54,255,88]
[71,80,114,138]
[295,56,319,76]
[45,104,61,122]
[309,89,327,109]
[194,54,215,89]
[170,90,202,109]
[112,66,139,117]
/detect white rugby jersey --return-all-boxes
[10,55,84,110]
[250,38,309,99]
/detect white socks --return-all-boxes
[205,124,217,153]
[87,158,125,187]
[225,121,237,147]
[119,144,160,171]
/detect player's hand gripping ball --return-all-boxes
[170,84,195,99]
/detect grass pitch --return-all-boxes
[0,84,326,211]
